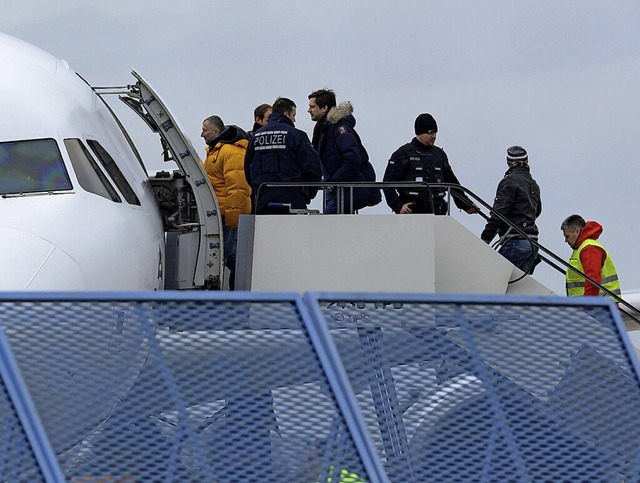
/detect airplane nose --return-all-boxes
[0,228,86,290]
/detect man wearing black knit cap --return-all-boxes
[480,145,542,274]
[382,113,480,215]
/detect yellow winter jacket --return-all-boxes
[203,138,251,228]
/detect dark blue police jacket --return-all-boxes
[244,113,322,213]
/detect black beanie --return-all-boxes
[414,113,438,135]
[506,145,528,164]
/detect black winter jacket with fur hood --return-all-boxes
[312,101,368,182]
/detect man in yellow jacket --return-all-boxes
[201,115,251,289]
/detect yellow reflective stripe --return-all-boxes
[566,281,584,288]
[339,468,365,483]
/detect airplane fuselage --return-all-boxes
[0,33,164,290]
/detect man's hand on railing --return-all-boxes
[466,204,481,214]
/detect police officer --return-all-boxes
[244,97,322,214]
[383,113,479,215]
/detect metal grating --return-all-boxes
[0,292,639,482]
[0,318,61,482]
[0,293,377,482]
[0,380,44,482]
[305,293,640,482]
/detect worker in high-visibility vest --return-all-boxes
[561,214,621,300]
[323,465,365,482]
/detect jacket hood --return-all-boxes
[327,101,355,127]
[207,125,250,147]
[575,220,603,247]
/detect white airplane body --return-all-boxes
[0,33,165,290]
[0,32,223,292]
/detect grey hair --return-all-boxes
[203,115,224,130]
[560,214,585,231]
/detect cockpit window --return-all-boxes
[64,138,121,202]
[87,140,140,206]
[0,139,72,195]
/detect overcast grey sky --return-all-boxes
[3,1,640,294]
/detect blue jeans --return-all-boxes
[324,190,337,214]
[498,238,538,274]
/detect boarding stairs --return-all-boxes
[239,181,640,330]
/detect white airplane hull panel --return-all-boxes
[0,195,163,291]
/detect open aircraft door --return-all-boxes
[120,71,223,289]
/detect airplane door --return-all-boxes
[120,71,223,290]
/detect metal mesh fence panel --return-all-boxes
[0,371,46,482]
[1,292,639,482]
[0,293,373,482]
[306,293,640,482]
[0,316,63,482]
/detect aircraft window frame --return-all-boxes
[86,140,141,206]
[64,139,122,203]
[0,138,73,195]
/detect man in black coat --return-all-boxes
[309,89,373,214]
[481,145,542,273]
[383,113,479,215]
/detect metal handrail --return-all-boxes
[255,181,442,215]
[439,182,640,326]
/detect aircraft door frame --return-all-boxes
[120,71,223,290]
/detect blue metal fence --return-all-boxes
[0,292,638,482]
[0,312,62,482]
